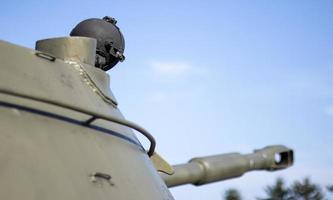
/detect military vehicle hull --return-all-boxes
[0,40,173,200]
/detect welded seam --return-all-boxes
[65,59,117,107]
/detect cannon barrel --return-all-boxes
[160,145,293,187]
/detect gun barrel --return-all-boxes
[161,145,293,187]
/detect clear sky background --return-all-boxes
[1,0,332,199]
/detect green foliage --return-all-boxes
[224,188,242,200]
[224,177,331,200]
[290,178,323,200]
[257,178,292,200]
[327,185,333,193]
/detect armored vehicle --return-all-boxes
[0,17,294,200]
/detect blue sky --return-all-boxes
[1,0,332,199]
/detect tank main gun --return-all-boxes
[161,145,293,187]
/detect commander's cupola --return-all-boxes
[35,16,125,70]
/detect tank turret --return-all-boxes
[0,16,294,200]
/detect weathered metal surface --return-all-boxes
[0,41,173,200]
[36,37,97,66]
[0,40,119,120]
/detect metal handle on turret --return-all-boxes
[0,89,156,157]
